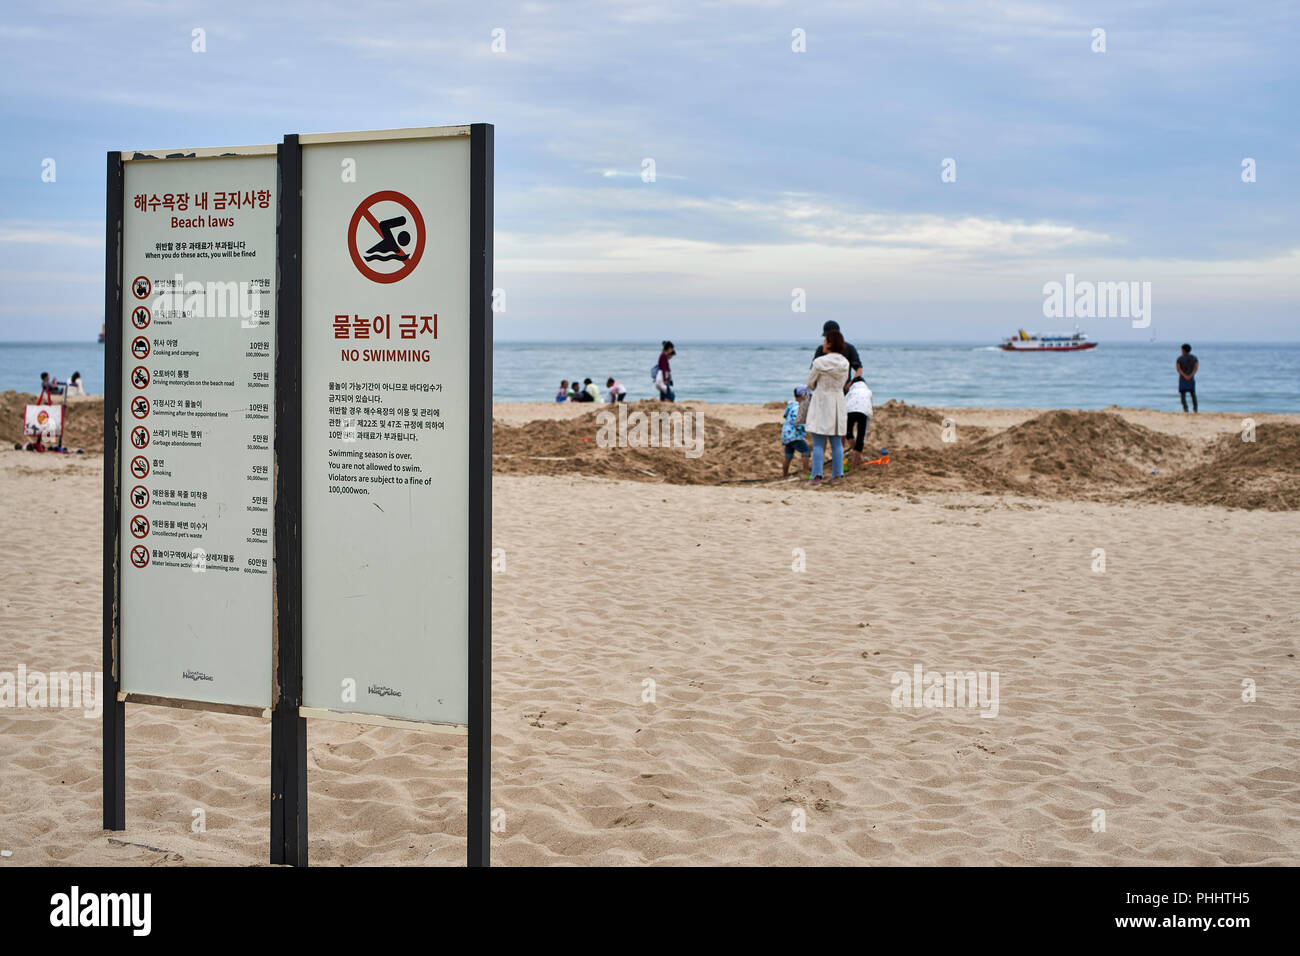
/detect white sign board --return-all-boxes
[118,152,276,708]
[299,130,472,725]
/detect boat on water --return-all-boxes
[97,323,105,344]
[1000,328,1096,352]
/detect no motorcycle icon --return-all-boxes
[348,190,426,284]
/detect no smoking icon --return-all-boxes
[130,455,150,479]
[348,190,426,284]
[130,545,150,568]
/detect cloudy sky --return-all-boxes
[1,0,1295,342]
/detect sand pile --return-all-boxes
[494,404,1300,509]
[869,399,991,451]
[0,391,104,454]
[964,410,1192,495]
[493,404,760,485]
[1148,423,1300,510]
[6,395,1295,508]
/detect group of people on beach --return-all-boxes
[556,377,628,403]
[782,320,873,487]
[554,341,676,405]
[39,371,85,398]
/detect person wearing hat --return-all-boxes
[811,321,862,387]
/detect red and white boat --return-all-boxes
[1000,328,1096,352]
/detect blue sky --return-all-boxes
[1,0,1296,342]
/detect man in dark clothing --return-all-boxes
[811,320,862,388]
[1176,344,1199,412]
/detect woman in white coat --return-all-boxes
[805,329,850,485]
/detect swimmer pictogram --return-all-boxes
[348,190,426,284]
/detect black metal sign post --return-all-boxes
[467,123,494,868]
[271,135,308,867]
[103,150,126,831]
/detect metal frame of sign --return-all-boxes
[103,126,492,867]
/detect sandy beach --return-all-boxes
[1,398,1298,865]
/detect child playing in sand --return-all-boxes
[844,375,873,469]
[782,386,812,477]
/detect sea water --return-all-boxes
[3,340,1296,413]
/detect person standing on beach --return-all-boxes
[655,341,676,402]
[806,330,850,486]
[1177,344,1199,412]
[811,320,862,387]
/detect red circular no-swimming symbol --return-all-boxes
[131,336,151,360]
[130,515,150,539]
[132,276,151,300]
[130,455,150,479]
[130,545,150,568]
[130,426,150,449]
[348,190,426,284]
[132,305,151,330]
[131,395,150,419]
[130,484,150,508]
[131,365,150,389]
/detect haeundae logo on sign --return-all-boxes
[348,190,426,284]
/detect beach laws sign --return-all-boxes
[116,148,276,709]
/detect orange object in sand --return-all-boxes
[863,454,890,466]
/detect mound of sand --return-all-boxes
[1149,423,1300,510]
[495,404,1300,509]
[9,395,1297,509]
[965,410,1192,494]
[0,391,104,454]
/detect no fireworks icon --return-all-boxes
[348,190,426,284]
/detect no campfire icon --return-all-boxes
[348,190,427,284]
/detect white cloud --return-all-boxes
[0,223,103,248]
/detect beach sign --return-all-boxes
[296,127,485,729]
[103,126,493,868]
[111,146,278,712]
